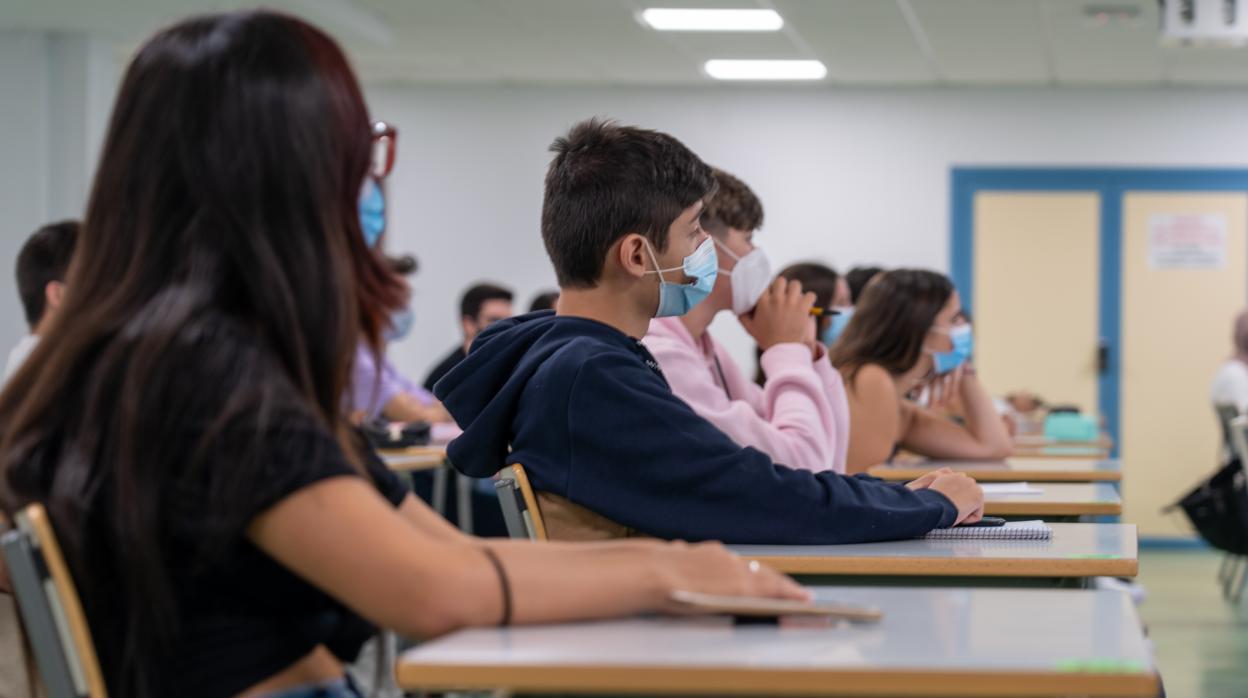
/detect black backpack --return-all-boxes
[1169,457,1248,555]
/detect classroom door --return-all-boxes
[1120,193,1247,535]
[955,169,1248,539]
[972,192,1101,415]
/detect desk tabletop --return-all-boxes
[869,458,1122,482]
[983,482,1122,517]
[731,523,1137,578]
[1012,445,1113,459]
[396,586,1157,697]
[378,446,447,472]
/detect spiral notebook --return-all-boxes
[922,520,1052,540]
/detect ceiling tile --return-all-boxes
[775,0,935,83]
[909,0,1051,83]
[7,0,1248,87]
[1041,0,1162,84]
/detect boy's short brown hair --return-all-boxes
[701,168,763,235]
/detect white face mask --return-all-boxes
[715,239,772,315]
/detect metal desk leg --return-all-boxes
[371,631,399,698]
[456,473,474,534]
[1224,555,1243,599]
[431,465,448,517]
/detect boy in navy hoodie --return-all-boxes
[434,118,984,544]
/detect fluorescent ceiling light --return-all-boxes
[640,8,784,32]
[704,59,827,81]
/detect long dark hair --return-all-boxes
[845,265,884,305]
[777,262,840,333]
[0,11,404,696]
[830,269,953,383]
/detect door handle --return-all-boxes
[1097,339,1109,375]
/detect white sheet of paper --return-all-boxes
[980,482,1044,496]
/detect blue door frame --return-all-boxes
[951,167,1248,457]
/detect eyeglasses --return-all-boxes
[370,120,397,179]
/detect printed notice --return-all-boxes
[1148,213,1228,270]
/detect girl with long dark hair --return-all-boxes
[830,269,1013,473]
[0,11,804,697]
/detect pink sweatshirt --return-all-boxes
[642,317,849,473]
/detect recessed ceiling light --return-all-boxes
[640,8,784,32]
[703,59,827,81]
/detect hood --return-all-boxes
[433,310,627,477]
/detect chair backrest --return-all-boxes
[493,465,547,541]
[1216,403,1241,458]
[1,504,108,698]
[493,478,527,540]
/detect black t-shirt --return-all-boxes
[423,345,466,392]
[42,313,409,697]
[169,428,407,698]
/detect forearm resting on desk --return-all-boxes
[383,393,451,424]
[250,478,806,641]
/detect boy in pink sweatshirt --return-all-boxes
[641,168,849,473]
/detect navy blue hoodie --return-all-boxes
[434,311,957,544]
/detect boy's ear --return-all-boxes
[616,233,650,280]
[45,280,66,310]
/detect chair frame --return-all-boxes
[494,464,547,541]
[1221,416,1248,604]
[1,503,108,698]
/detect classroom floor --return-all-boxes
[1137,549,1248,698]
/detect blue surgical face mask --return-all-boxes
[927,323,973,375]
[384,307,415,342]
[822,306,855,346]
[643,237,718,318]
[359,178,385,247]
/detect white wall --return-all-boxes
[7,63,1248,380]
[0,33,52,353]
[0,31,117,357]
[368,85,1248,380]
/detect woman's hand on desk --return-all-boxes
[653,541,811,610]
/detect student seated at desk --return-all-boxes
[349,183,450,424]
[434,118,984,544]
[752,262,850,385]
[830,270,1013,473]
[5,220,78,380]
[0,13,806,698]
[423,283,513,391]
[529,290,559,312]
[822,264,873,346]
[352,342,453,424]
[845,265,884,306]
[642,169,848,474]
[1211,308,1248,414]
[778,262,853,348]
[912,310,1016,437]
[351,180,451,424]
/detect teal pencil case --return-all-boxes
[1044,412,1099,442]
